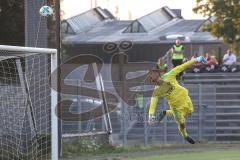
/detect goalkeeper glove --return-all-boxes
[192,56,207,63]
[148,114,156,125]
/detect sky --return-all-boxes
[61,0,206,20]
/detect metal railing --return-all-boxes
[60,80,217,146]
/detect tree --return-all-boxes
[0,0,24,45]
[48,0,64,49]
[193,0,240,56]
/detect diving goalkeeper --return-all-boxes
[147,56,207,144]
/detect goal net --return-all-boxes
[0,45,58,160]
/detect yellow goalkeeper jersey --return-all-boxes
[149,60,195,115]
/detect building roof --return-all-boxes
[62,7,115,34]
[62,6,221,45]
[123,6,178,33]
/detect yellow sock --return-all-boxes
[166,110,173,117]
[178,122,188,138]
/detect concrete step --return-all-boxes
[216,122,240,127]
[216,93,240,100]
[187,92,240,98]
[190,99,240,105]
[184,73,240,79]
[216,105,240,109]
[216,99,240,105]
[216,108,240,113]
[208,119,240,122]
[184,79,240,84]
[217,136,240,141]
[216,134,240,136]
[184,76,240,81]
[206,112,240,116]
[216,86,240,93]
[216,126,240,130]
[214,114,240,120]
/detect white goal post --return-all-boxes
[0,45,58,160]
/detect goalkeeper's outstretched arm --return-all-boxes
[149,94,159,115]
[168,56,207,77]
[169,60,194,77]
[148,95,159,125]
[148,85,160,124]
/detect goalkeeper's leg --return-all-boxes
[173,110,195,144]
[177,121,194,144]
[157,110,173,122]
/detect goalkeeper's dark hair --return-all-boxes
[144,68,162,83]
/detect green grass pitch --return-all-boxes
[61,143,240,160]
[130,150,240,160]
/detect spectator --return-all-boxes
[208,56,218,65]
[223,50,236,65]
[136,93,144,110]
[204,52,210,61]
[170,39,184,79]
[221,50,237,72]
[205,56,219,72]
[171,39,185,67]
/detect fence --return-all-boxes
[60,79,216,146]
